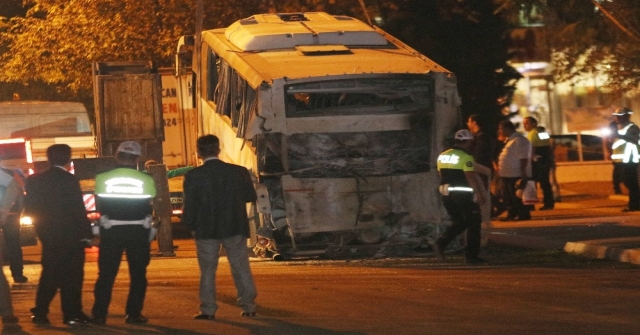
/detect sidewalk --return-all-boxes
[488,181,640,265]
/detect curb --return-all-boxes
[564,241,640,265]
[489,232,640,266]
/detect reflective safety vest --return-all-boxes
[437,148,474,190]
[95,168,156,199]
[611,123,640,163]
[527,128,550,147]
[527,128,552,162]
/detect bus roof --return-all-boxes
[201,12,452,89]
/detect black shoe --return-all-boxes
[539,206,554,211]
[193,313,215,320]
[125,315,148,324]
[240,311,256,317]
[499,216,517,222]
[63,318,87,326]
[622,208,640,212]
[31,315,50,325]
[78,312,92,322]
[89,316,106,325]
[13,275,28,283]
[2,315,18,324]
[466,257,488,265]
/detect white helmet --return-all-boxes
[454,129,474,141]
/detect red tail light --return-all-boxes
[86,212,101,221]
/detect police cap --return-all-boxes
[612,107,633,116]
[454,129,474,141]
[116,141,142,156]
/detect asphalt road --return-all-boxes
[6,239,640,335]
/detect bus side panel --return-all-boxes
[201,102,258,173]
[387,172,449,224]
[282,172,445,234]
[281,175,387,233]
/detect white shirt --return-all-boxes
[498,132,532,178]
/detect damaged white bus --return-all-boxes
[176,12,462,258]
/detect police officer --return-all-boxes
[610,107,640,212]
[91,141,157,325]
[523,117,554,210]
[432,129,487,264]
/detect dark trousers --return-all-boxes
[1,214,23,278]
[92,225,150,318]
[437,192,481,260]
[532,161,554,208]
[620,163,640,210]
[32,241,85,319]
[501,177,531,220]
[613,162,624,194]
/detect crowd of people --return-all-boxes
[1,135,258,326]
[432,107,638,263]
[2,107,637,325]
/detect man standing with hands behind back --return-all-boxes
[24,144,94,326]
[91,141,156,325]
[183,135,258,320]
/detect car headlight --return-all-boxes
[20,216,33,226]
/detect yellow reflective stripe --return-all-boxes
[97,193,154,199]
[618,123,632,135]
[612,139,626,149]
[623,144,640,163]
[448,186,473,192]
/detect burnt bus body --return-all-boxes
[177,12,462,258]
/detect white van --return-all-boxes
[0,101,97,166]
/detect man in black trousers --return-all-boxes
[24,144,94,326]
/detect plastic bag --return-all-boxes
[517,180,539,205]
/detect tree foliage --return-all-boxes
[496,0,640,95]
[382,0,521,133]
[0,0,519,134]
[0,0,382,103]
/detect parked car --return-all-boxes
[551,134,605,162]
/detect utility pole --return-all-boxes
[194,0,204,135]
[149,164,176,257]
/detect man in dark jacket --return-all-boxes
[183,135,258,320]
[24,144,94,326]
